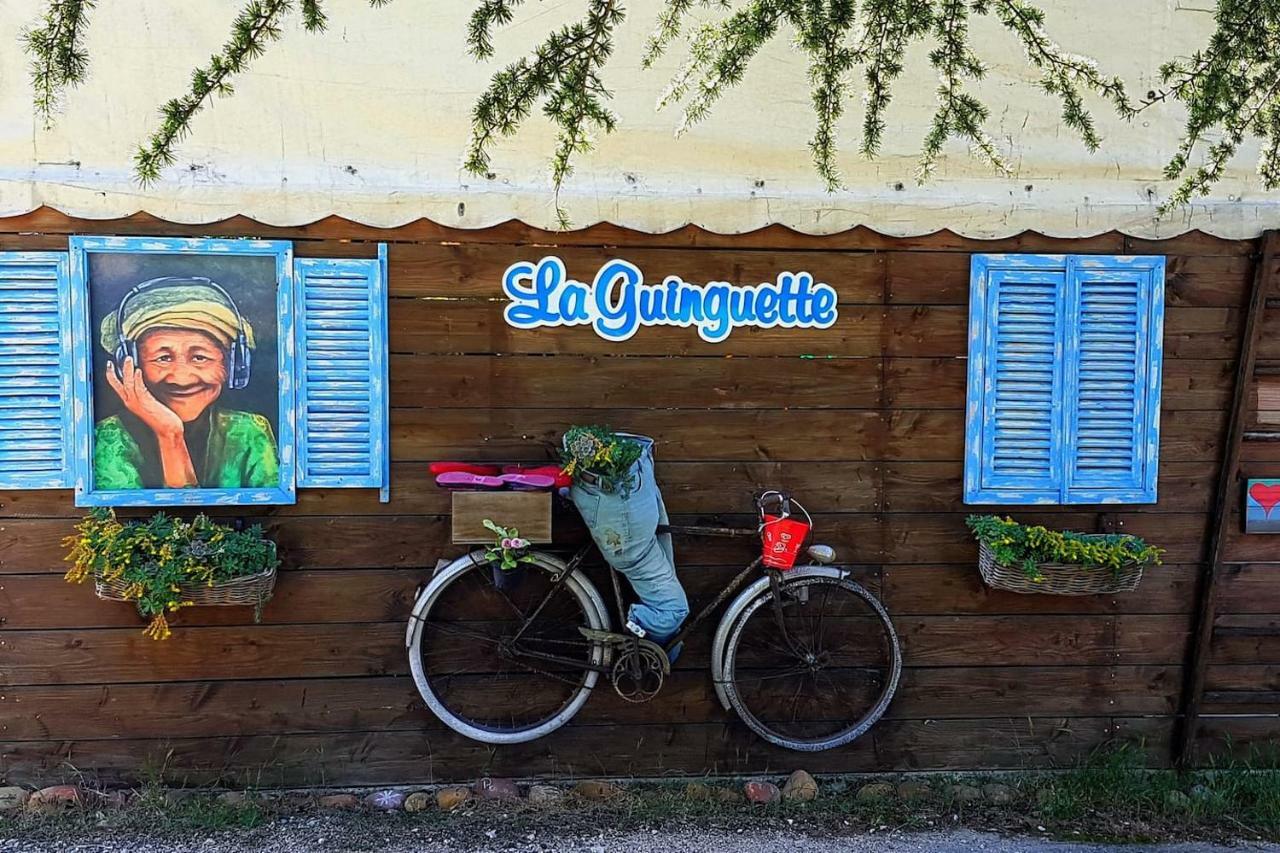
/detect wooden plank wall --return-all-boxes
[1194,246,1280,759]
[0,210,1259,787]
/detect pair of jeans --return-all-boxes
[569,436,689,643]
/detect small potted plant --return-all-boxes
[63,508,279,639]
[481,518,536,590]
[966,515,1162,596]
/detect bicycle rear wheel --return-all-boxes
[722,573,901,751]
[407,552,609,744]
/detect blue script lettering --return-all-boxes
[500,256,840,343]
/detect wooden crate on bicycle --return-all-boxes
[450,490,553,544]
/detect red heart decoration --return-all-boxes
[1249,482,1280,518]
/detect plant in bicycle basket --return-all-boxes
[560,425,643,493]
[965,514,1162,582]
[481,518,535,571]
[63,508,279,640]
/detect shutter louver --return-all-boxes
[0,253,73,489]
[1063,257,1163,503]
[966,260,1066,503]
[294,249,389,500]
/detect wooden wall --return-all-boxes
[0,209,1268,787]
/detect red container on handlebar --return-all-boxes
[760,514,810,569]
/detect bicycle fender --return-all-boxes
[709,565,849,711]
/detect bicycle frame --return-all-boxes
[502,522,764,675]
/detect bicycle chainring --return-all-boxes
[610,640,667,703]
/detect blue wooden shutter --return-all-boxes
[965,256,1068,504]
[1062,256,1164,503]
[294,246,389,500]
[0,253,73,489]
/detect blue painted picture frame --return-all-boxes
[68,236,297,506]
[1246,479,1280,533]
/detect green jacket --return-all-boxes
[94,408,279,490]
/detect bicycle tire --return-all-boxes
[722,574,901,751]
[407,550,610,745]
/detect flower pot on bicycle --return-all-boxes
[405,489,902,752]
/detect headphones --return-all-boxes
[113,276,252,390]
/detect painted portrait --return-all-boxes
[70,237,295,506]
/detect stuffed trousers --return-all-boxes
[568,436,689,643]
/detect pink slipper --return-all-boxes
[500,473,556,491]
[435,472,504,490]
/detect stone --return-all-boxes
[366,790,406,811]
[572,780,624,801]
[97,790,131,810]
[436,786,473,812]
[162,788,198,807]
[528,785,564,807]
[855,782,895,802]
[1189,783,1213,801]
[217,791,250,807]
[684,782,714,801]
[896,780,931,802]
[782,770,819,802]
[403,791,433,813]
[0,787,30,813]
[743,781,781,805]
[473,778,520,801]
[27,785,83,813]
[1166,790,1193,810]
[713,787,745,804]
[950,784,983,804]
[982,783,1015,805]
[317,793,361,811]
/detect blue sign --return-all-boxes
[502,256,839,343]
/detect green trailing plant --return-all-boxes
[20,1,1280,213]
[561,424,644,493]
[965,514,1162,582]
[481,518,537,571]
[63,508,279,640]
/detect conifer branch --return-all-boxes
[854,0,932,157]
[465,0,625,225]
[23,0,96,123]
[1152,0,1280,212]
[134,0,294,184]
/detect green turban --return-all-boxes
[99,280,256,354]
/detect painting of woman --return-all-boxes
[94,277,279,490]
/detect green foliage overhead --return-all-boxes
[19,0,1280,216]
[966,514,1163,582]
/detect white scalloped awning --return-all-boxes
[1,0,1276,238]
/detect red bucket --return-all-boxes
[761,514,810,570]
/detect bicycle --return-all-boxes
[406,490,902,752]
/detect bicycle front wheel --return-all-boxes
[407,551,610,745]
[722,573,901,751]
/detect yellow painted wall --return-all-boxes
[0,0,1274,236]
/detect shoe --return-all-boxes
[499,473,557,491]
[503,464,572,489]
[430,462,501,477]
[434,471,504,489]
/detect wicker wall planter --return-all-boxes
[978,539,1147,596]
[94,544,278,622]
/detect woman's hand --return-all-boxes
[106,357,198,488]
[106,356,184,439]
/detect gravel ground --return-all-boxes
[1,823,1276,853]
